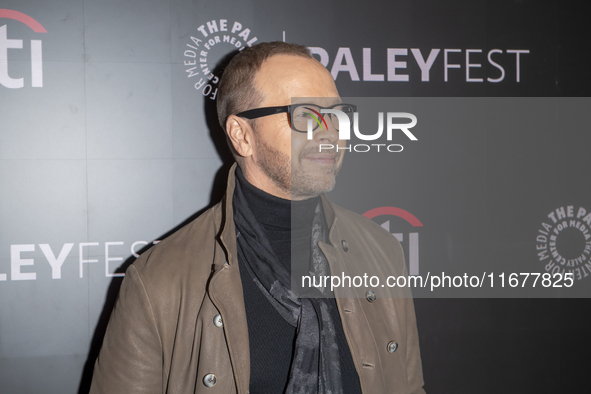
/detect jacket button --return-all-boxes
[341,240,349,252]
[213,314,223,328]
[366,290,376,302]
[203,373,217,387]
[387,341,398,353]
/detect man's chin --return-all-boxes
[291,169,339,198]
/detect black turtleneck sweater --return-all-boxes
[234,168,362,394]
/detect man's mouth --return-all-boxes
[304,153,338,165]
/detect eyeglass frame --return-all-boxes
[234,102,357,133]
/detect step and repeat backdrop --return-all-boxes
[1,0,589,393]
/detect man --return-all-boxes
[90,42,425,394]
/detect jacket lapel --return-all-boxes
[208,164,251,394]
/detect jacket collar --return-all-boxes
[219,162,239,268]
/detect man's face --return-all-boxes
[251,55,345,200]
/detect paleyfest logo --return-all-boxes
[302,104,417,153]
[536,205,591,281]
[0,9,46,88]
[2,240,161,282]
[183,19,258,100]
[363,207,423,275]
[309,47,530,83]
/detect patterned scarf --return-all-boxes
[233,175,343,394]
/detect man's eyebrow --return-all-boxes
[325,98,343,106]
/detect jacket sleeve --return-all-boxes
[400,245,426,394]
[89,264,164,394]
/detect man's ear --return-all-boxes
[226,115,254,158]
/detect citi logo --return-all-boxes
[0,9,46,89]
[363,207,423,275]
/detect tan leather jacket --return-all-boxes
[90,164,425,394]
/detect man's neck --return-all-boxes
[235,166,319,231]
[238,161,293,200]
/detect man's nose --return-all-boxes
[313,116,339,143]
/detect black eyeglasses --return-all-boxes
[235,103,357,133]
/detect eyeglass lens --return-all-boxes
[291,104,354,132]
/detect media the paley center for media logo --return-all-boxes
[0,9,46,89]
[536,205,591,281]
[182,18,259,100]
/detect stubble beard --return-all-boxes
[255,138,342,199]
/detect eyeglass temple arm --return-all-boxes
[236,105,290,119]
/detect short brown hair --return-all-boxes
[216,41,314,131]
